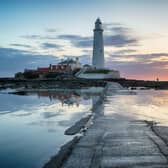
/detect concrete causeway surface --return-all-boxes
[62,85,168,168]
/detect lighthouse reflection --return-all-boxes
[15,90,102,107]
[37,91,81,107]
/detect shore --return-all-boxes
[42,82,168,168]
[1,78,168,90]
[0,78,106,90]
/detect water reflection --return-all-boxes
[12,90,102,107]
[0,90,100,168]
[2,88,168,168]
[104,89,168,126]
[37,91,81,107]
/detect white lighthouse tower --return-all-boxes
[76,18,120,79]
[92,18,104,69]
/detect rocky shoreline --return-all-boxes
[1,78,168,90]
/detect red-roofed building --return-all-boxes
[37,67,50,72]
[51,64,70,71]
[23,58,81,78]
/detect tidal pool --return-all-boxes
[104,89,168,125]
[0,90,96,168]
[1,89,168,168]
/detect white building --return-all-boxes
[59,57,81,71]
[76,69,120,79]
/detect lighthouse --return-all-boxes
[92,18,104,69]
[76,18,120,79]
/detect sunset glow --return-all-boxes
[1,0,168,80]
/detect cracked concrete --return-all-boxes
[62,119,168,168]
[62,84,168,168]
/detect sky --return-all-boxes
[0,0,168,80]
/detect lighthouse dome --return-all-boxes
[95,18,103,30]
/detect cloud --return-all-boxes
[58,35,83,40]
[118,61,168,80]
[0,47,59,77]
[75,54,92,65]
[103,24,138,47]
[21,35,42,39]
[103,23,133,33]
[57,24,139,48]
[41,42,62,49]
[106,52,168,80]
[112,49,137,55]
[21,34,59,40]
[74,39,93,48]
[10,43,32,48]
[46,28,57,33]
[104,34,138,47]
[103,22,122,31]
[20,22,139,49]
[58,34,92,48]
[111,26,132,34]
[1,46,168,80]
[108,53,168,63]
